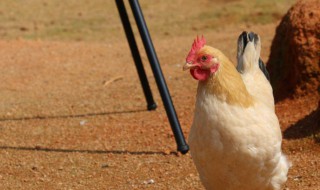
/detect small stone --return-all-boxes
[163,150,171,155]
[39,178,45,182]
[101,163,109,168]
[80,120,87,126]
[143,179,155,184]
[293,175,302,181]
[31,166,38,171]
[175,152,182,157]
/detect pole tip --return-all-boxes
[178,144,189,154]
[147,103,157,111]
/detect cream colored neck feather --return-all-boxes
[198,48,254,108]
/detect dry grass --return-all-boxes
[0,0,295,42]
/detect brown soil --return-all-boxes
[267,0,320,102]
[0,25,319,190]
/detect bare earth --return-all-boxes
[0,1,319,190]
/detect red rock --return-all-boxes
[267,0,320,101]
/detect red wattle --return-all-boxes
[190,64,220,81]
[190,68,211,81]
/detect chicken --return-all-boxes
[183,36,290,190]
[236,31,274,110]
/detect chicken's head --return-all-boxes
[183,36,220,81]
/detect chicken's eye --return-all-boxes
[201,56,207,62]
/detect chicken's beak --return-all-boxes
[183,62,196,71]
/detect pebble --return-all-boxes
[143,179,155,185]
[80,120,87,126]
[31,166,38,171]
[101,163,109,168]
[293,175,302,181]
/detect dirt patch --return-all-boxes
[267,0,320,101]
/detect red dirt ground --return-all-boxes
[0,29,319,189]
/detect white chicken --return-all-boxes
[183,35,290,190]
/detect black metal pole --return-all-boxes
[115,0,157,111]
[128,0,189,154]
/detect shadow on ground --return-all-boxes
[283,106,320,142]
[0,109,148,122]
[0,145,177,156]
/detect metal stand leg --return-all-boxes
[115,0,189,154]
[128,0,189,154]
[115,0,157,111]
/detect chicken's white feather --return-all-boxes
[189,87,289,190]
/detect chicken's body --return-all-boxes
[189,82,287,190]
[184,35,289,190]
[241,69,274,110]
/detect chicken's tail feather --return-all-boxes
[258,58,270,81]
[237,31,270,81]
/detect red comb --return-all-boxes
[186,35,206,62]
